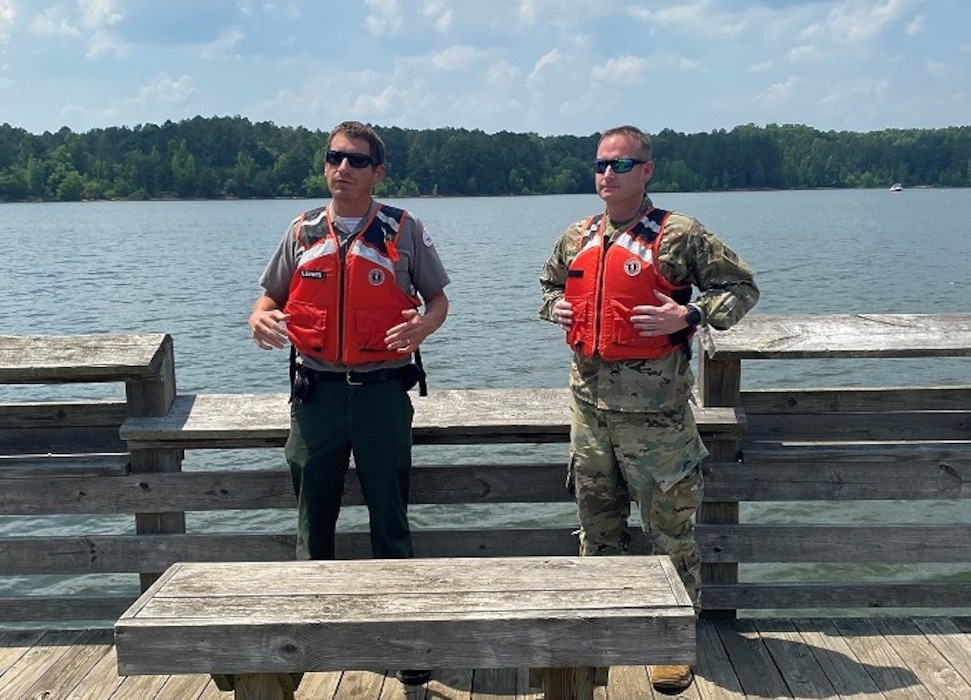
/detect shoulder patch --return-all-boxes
[422,227,435,248]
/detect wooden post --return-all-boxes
[212,672,303,700]
[697,349,743,619]
[125,334,184,591]
[530,667,599,700]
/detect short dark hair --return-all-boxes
[327,120,386,166]
[599,125,652,161]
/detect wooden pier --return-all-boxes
[2,313,971,698]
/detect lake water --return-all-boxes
[2,189,971,615]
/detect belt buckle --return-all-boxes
[346,370,363,386]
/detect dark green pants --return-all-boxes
[285,378,415,560]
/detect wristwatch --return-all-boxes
[685,303,703,328]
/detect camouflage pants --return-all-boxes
[569,396,706,610]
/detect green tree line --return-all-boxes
[1,116,969,202]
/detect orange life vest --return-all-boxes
[564,208,693,360]
[284,204,420,366]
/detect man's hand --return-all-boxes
[385,308,431,354]
[553,298,574,331]
[249,308,289,350]
[630,290,689,336]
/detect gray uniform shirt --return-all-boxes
[260,199,451,372]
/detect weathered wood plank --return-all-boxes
[702,313,971,359]
[0,529,599,574]
[0,333,172,384]
[0,594,134,622]
[0,401,128,428]
[871,617,970,700]
[119,390,745,449]
[743,411,971,442]
[8,523,968,576]
[703,583,971,611]
[114,557,696,676]
[0,425,126,455]
[698,524,971,563]
[0,463,574,516]
[0,629,84,699]
[741,386,971,413]
[0,453,129,477]
[16,628,113,700]
[703,457,971,501]
[751,619,838,698]
[912,617,971,688]
[789,619,886,698]
[712,619,790,698]
[830,617,927,699]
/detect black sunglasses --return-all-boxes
[594,158,646,174]
[325,150,375,168]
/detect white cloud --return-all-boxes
[200,28,245,61]
[428,45,488,71]
[820,0,917,45]
[79,0,122,30]
[905,14,925,36]
[756,76,802,107]
[0,0,16,43]
[86,29,125,58]
[365,0,405,36]
[591,55,649,87]
[420,0,453,33]
[786,44,823,64]
[134,73,197,105]
[31,7,79,37]
[485,59,520,85]
[527,48,560,84]
[819,78,889,108]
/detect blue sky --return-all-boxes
[1,0,968,136]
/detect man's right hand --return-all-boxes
[553,299,574,331]
[249,308,289,350]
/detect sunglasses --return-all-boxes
[594,158,646,174]
[325,150,375,169]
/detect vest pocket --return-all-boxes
[350,307,400,353]
[285,300,329,355]
[565,297,589,351]
[606,297,663,348]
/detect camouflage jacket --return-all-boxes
[539,196,759,412]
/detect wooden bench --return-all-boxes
[114,555,696,700]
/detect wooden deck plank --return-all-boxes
[752,619,838,697]
[0,629,44,676]
[912,617,971,687]
[871,617,971,700]
[694,619,745,699]
[63,642,126,700]
[831,618,926,700]
[0,629,83,698]
[293,671,342,699]
[425,668,473,700]
[790,618,886,699]
[16,628,113,699]
[714,619,790,699]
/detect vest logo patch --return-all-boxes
[300,270,325,279]
[368,269,385,286]
[623,259,641,276]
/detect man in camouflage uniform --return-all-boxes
[539,125,758,691]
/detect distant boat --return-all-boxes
[889,183,903,192]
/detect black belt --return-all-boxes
[308,366,408,385]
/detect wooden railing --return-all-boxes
[2,314,970,626]
[696,313,971,612]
